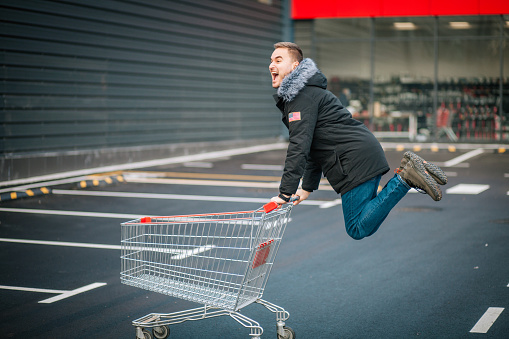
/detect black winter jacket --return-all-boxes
[274,58,389,195]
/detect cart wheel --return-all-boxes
[139,329,153,339]
[153,326,170,339]
[277,326,295,339]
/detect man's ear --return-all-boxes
[292,61,299,70]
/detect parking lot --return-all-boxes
[1,143,508,338]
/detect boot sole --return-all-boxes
[404,152,442,201]
[403,152,448,185]
[423,161,448,185]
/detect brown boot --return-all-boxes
[400,152,448,185]
[396,152,442,201]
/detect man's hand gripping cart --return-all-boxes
[120,200,297,339]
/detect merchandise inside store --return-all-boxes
[294,15,509,142]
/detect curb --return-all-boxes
[78,175,125,189]
[0,175,125,202]
[382,143,507,153]
[0,187,52,202]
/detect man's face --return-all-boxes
[269,48,299,89]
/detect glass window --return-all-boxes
[503,16,509,132]
[375,17,434,38]
[438,39,500,81]
[438,15,501,38]
[315,41,372,119]
[373,39,434,138]
[295,19,372,118]
[314,18,371,39]
[294,15,508,141]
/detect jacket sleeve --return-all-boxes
[279,92,319,195]
[302,157,322,192]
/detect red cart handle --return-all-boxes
[263,196,299,213]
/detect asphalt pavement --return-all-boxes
[0,143,508,338]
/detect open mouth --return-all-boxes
[271,72,278,82]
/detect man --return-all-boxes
[269,42,447,240]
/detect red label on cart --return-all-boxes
[252,239,274,268]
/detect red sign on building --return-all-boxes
[292,0,509,19]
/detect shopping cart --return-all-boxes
[121,201,296,339]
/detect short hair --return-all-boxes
[273,42,303,63]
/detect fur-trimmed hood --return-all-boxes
[277,58,326,102]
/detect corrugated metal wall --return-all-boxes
[1,0,283,154]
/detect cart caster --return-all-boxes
[136,328,153,339]
[277,326,295,339]
[153,326,170,339]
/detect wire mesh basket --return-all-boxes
[121,202,295,338]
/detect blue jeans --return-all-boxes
[341,174,410,240]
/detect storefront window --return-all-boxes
[375,17,435,38]
[436,16,501,141]
[314,18,371,39]
[438,16,501,37]
[373,17,434,139]
[296,19,372,120]
[502,15,509,140]
[294,15,509,142]
[316,40,372,122]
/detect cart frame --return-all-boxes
[121,202,295,338]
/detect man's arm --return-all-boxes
[278,93,319,196]
[272,158,321,205]
[302,157,322,192]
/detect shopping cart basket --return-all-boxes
[121,201,296,339]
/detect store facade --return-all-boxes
[1,0,284,182]
[292,0,509,142]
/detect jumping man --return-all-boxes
[269,42,447,240]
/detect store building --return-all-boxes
[0,0,285,182]
[2,0,508,184]
[292,0,509,142]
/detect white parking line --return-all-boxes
[0,238,215,260]
[0,195,331,221]
[40,282,107,303]
[470,307,504,333]
[183,162,213,168]
[444,148,484,167]
[319,199,342,209]
[124,176,335,191]
[0,282,107,304]
[0,237,121,249]
[0,237,214,259]
[126,177,281,188]
[0,285,66,294]
[0,207,144,219]
[169,245,216,260]
[241,164,284,171]
[446,184,490,195]
[52,189,328,206]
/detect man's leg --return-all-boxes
[341,174,409,240]
[341,151,447,240]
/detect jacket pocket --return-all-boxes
[321,150,347,183]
